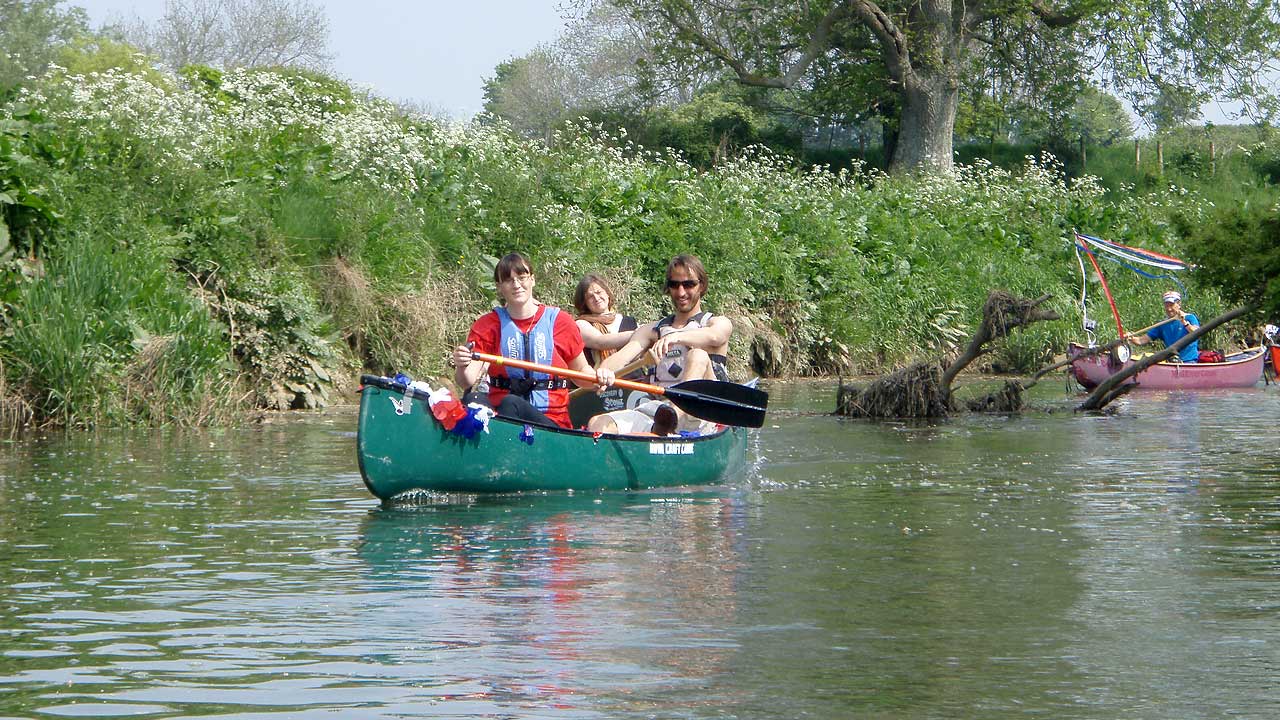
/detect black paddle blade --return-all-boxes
[664,379,769,428]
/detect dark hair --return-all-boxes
[494,252,534,284]
[573,273,615,315]
[665,254,708,293]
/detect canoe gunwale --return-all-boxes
[1068,343,1263,367]
[357,373,737,443]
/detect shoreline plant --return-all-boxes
[0,62,1240,430]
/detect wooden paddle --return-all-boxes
[471,350,768,428]
[568,352,654,399]
[1121,316,1181,343]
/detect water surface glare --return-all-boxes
[1,382,1277,718]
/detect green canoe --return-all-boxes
[357,375,750,499]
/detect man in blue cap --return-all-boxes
[1129,290,1200,362]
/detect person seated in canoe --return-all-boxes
[1127,290,1200,363]
[587,254,733,436]
[451,252,607,429]
[573,273,638,367]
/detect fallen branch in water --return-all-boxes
[837,291,1059,418]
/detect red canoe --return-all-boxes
[1068,342,1264,390]
[1271,345,1280,377]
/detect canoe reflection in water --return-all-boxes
[355,492,749,711]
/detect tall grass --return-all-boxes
[4,231,242,428]
[2,63,1274,429]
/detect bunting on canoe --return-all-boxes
[1073,232,1188,273]
[1071,231,1189,343]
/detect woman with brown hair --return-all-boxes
[452,253,602,428]
[572,273,638,367]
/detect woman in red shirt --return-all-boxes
[452,253,603,428]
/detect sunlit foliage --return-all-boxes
[0,63,1231,428]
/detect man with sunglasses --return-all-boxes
[589,254,732,435]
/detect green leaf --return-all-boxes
[308,358,330,382]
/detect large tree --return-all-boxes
[606,0,1280,174]
[482,51,580,142]
[483,2,719,137]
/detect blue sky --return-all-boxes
[73,0,569,118]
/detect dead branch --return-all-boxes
[837,291,1059,418]
[940,292,1058,391]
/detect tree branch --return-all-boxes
[657,0,851,89]
[847,0,909,85]
[1029,0,1086,28]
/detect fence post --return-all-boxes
[1157,141,1164,176]
[1135,139,1141,169]
[1210,141,1216,176]
[1080,137,1087,169]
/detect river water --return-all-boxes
[1,380,1277,718]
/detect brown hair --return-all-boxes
[493,252,534,284]
[573,273,615,315]
[665,254,708,293]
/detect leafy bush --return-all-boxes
[0,62,1253,428]
[3,230,236,427]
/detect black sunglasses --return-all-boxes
[666,279,699,290]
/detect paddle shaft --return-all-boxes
[472,350,671,397]
[1124,315,1179,341]
[569,353,653,399]
[470,349,768,427]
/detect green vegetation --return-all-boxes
[601,0,1280,174]
[1,59,1277,430]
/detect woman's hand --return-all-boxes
[595,367,616,391]
[452,344,473,369]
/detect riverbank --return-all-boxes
[0,63,1246,429]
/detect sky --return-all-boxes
[73,0,571,118]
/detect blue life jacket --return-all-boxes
[494,305,562,409]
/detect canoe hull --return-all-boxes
[1068,342,1264,390]
[357,380,749,499]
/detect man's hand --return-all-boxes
[651,334,679,361]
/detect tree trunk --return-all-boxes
[892,69,958,174]
[886,0,961,175]
[881,123,899,165]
